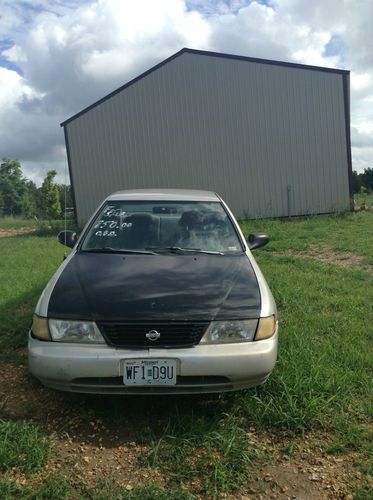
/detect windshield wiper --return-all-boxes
[82,247,156,255]
[147,246,224,255]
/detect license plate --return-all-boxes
[123,359,177,386]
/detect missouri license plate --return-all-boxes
[123,359,177,386]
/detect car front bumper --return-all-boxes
[28,326,278,394]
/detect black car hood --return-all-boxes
[48,253,261,321]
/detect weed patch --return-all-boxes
[229,254,373,432]
[0,475,72,500]
[0,420,49,472]
[0,477,25,500]
[0,475,194,500]
[146,413,260,496]
[92,477,194,500]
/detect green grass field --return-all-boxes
[0,210,372,498]
[0,218,37,229]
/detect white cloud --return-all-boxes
[351,126,373,147]
[352,146,373,173]
[351,72,373,99]
[0,0,372,185]
[0,67,32,109]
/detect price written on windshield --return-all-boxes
[94,220,133,237]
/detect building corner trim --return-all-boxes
[342,73,354,211]
[63,126,78,226]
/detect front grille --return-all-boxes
[97,321,209,348]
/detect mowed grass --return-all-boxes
[0,211,372,497]
[240,208,373,262]
[0,233,64,359]
[0,218,37,230]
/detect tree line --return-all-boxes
[0,158,73,219]
[352,168,373,194]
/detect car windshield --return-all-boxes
[80,200,243,254]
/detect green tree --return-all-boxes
[40,170,61,219]
[0,158,25,215]
[24,180,39,217]
[57,184,73,212]
[351,170,361,193]
[0,191,4,216]
[22,190,37,218]
[361,167,373,191]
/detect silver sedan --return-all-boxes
[29,189,278,394]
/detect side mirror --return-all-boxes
[57,230,77,248]
[247,233,270,250]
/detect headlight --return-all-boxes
[255,315,276,340]
[32,315,51,340]
[48,319,105,344]
[200,319,258,344]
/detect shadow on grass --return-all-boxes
[27,370,239,448]
[46,388,255,495]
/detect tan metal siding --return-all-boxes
[65,52,350,225]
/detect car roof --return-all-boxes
[107,189,220,202]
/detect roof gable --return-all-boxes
[61,47,349,127]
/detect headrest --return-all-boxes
[178,210,204,229]
[123,213,156,228]
[179,210,225,229]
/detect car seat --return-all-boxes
[119,213,159,249]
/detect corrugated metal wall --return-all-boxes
[64,51,351,225]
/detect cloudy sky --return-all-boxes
[0,0,372,184]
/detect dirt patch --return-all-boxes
[0,363,65,419]
[247,448,363,499]
[45,435,157,493]
[0,227,36,238]
[223,429,368,499]
[273,244,371,272]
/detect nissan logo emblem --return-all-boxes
[145,330,161,341]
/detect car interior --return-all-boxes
[86,208,238,252]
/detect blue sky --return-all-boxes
[0,39,21,72]
[0,0,372,183]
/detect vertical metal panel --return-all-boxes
[65,52,351,225]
